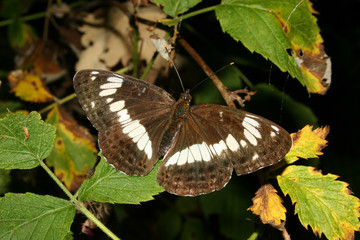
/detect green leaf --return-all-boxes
[215,0,305,85]
[278,165,360,240]
[45,106,97,192]
[0,192,76,239]
[8,18,37,50]
[154,0,202,17]
[78,153,164,204]
[215,0,328,85]
[0,111,56,169]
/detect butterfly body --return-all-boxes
[74,70,292,196]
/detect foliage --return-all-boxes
[0,0,358,239]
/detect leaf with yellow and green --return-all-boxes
[285,125,329,164]
[248,183,286,227]
[278,165,360,240]
[215,0,331,94]
[78,153,164,204]
[8,70,54,103]
[46,105,97,192]
[0,111,56,169]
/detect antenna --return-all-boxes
[168,56,186,93]
[190,62,235,91]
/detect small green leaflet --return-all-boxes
[278,165,360,240]
[78,153,164,204]
[0,112,56,169]
[0,192,76,239]
[154,0,202,17]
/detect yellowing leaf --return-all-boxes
[285,125,329,164]
[278,165,360,240]
[248,183,286,227]
[46,105,97,192]
[8,70,54,103]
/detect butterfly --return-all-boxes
[73,70,292,196]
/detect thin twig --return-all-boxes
[178,37,248,108]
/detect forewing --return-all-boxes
[158,104,292,196]
[73,70,176,175]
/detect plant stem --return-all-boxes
[39,160,121,240]
[160,5,217,26]
[140,52,158,80]
[38,93,76,114]
[132,27,139,78]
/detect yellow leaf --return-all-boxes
[248,183,286,227]
[285,125,329,164]
[8,70,54,103]
[46,105,97,192]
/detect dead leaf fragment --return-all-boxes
[293,41,332,95]
[8,70,54,103]
[248,183,286,227]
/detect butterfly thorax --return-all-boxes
[158,91,192,156]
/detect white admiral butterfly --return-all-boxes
[73,70,292,196]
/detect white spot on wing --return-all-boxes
[100,82,123,89]
[122,120,141,134]
[199,142,211,161]
[177,148,189,165]
[137,133,149,150]
[244,129,258,146]
[212,140,227,155]
[226,134,240,151]
[106,98,113,103]
[99,89,116,96]
[240,140,247,148]
[117,109,130,123]
[144,141,152,159]
[91,71,99,75]
[90,101,95,108]
[252,153,259,161]
[128,125,146,138]
[189,144,202,160]
[91,76,96,81]
[243,121,261,139]
[109,100,125,112]
[107,76,124,82]
[165,151,180,166]
[270,131,276,137]
[271,125,280,132]
[244,116,260,127]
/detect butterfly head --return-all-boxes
[180,89,192,103]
